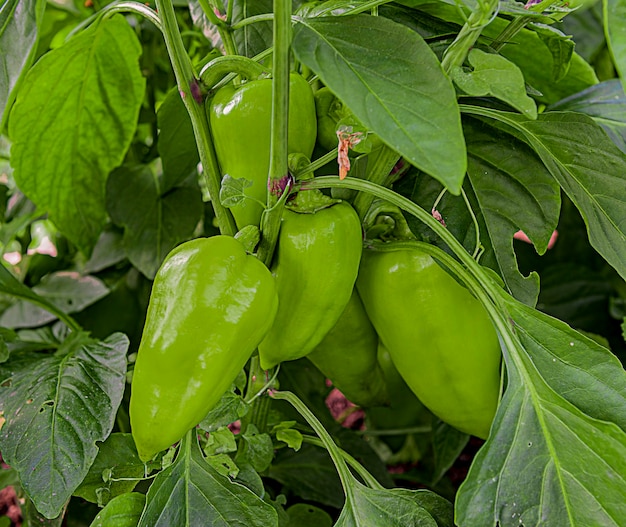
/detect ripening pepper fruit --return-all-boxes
[130,235,278,462]
[356,242,501,439]
[208,73,317,229]
[258,191,363,370]
[307,288,389,407]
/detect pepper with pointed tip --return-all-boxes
[130,235,278,462]
[307,289,389,408]
[258,190,362,370]
[356,242,501,439]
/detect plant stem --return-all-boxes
[440,0,499,74]
[303,435,384,490]
[293,149,337,179]
[155,0,236,236]
[255,0,292,266]
[267,0,291,209]
[270,391,359,499]
[201,0,238,55]
[352,147,400,221]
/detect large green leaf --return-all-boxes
[8,15,145,255]
[0,0,45,130]
[292,15,466,193]
[0,333,129,518]
[335,481,442,527]
[456,295,626,526]
[106,165,203,280]
[465,118,561,306]
[463,106,626,286]
[138,432,278,527]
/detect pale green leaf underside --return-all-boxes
[8,15,145,255]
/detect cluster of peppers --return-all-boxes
[129,69,502,463]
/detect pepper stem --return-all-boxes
[199,55,270,91]
[267,0,291,209]
[155,0,237,236]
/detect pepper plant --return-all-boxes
[1,0,626,526]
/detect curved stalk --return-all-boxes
[155,0,236,236]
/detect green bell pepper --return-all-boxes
[307,288,389,408]
[130,235,278,462]
[258,191,363,370]
[356,242,501,439]
[208,73,317,229]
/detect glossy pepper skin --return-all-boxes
[258,201,362,370]
[356,243,501,439]
[307,289,389,407]
[130,235,278,462]
[208,73,317,229]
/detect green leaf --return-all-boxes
[219,174,255,208]
[336,481,440,527]
[199,390,249,433]
[205,453,240,479]
[292,15,466,193]
[0,333,129,519]
[89,492,145,527]
[456,295,626,526]
[531,23,574,82]
[505,298,626,431]
[106,165,203,280]
[231,0,273,58]
[83,228,127,274]
[236,426,274,473]
[465,107,626,287]
[74,433,144,506]
[430,422,468,486]
[465,118,561,306]
[138,432,278,527]
[157,88,200,193]
[272,421,303,451]
[268,443,344,509]
[548,79,626,154]
[0,0,46,130]
[204,427,237,456]
[418,2,597,103]
[0,271,110,328]
[8,15,145,255]
[451,49,537,119]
